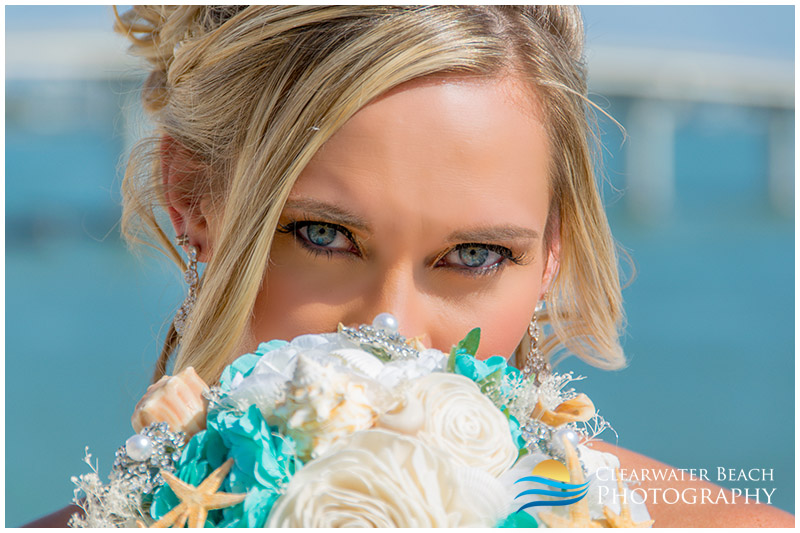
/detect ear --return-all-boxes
[540,241,560,298]
[161,135,212,262]
[539,209,561,298]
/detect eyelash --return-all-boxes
[276,219,528,277]
[437,243,529,277]
[276,220,362,259]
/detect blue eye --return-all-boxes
[438,243,510,273]
[458,245,490,267]
[277,220,360,256]
[306,224,337,246]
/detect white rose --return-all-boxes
[266,429,509,527]
[409,373,519,477]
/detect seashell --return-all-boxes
[328,348,385,378]
[274,355,381,460]
[289,353,327,389]
[375,393,425,435]
[531,393,595,428]
[131,366,208,437]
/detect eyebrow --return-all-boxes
[282,197,540,243]
[445,225,539,244]
[283,197,372,232]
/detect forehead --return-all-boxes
[330,74,547,169]
[290,75,551,236]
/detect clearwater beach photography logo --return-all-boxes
[514,459,589,513]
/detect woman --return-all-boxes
[30,5,792,527]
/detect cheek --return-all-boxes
[249,268,308,342]
[249,243,353,343]
[431,270,542,361]
[470,284,538,360]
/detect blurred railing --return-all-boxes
[6,30,141,80]
[588,46,794,220]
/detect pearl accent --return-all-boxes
[372,312,399,333]
[125,434,155,462]
[551,427,580,455]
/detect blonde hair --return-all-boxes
[114,5,627,384]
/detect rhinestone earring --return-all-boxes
[523,301,550,383]
[173,235,199,336]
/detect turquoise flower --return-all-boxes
[150,404,299,527]
[505,411,527,451]
[497,511,539,528]
[446,329,522,392]
[454,353,521,384]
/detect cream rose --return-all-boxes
[266,429,508,527]
[408,372,518,477]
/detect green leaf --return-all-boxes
[455,328,481,357]
[446,345,458,373]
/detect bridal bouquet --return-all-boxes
[69,316,652,528]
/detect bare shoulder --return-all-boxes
[21,505,81,528]
[588,440,795,528]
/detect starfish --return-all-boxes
[145,458,247,528]
[602,467,655,528]
[536,436,604,528]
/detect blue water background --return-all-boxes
[5,79,794,527]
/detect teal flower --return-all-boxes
[506,411,527,451]
[151,404,299,527]
[497,511,539,528]
[447,329,522,391]
[454,353,521,384]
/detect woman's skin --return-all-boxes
[172,74,558,364]
[29,74,792,526]
[245,75,558,361]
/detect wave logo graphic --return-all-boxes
[513,459,589,513]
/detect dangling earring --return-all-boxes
[523,300,550,383]
[173,235,198,337]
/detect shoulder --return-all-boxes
[588,440,795,528]
[21,505,81,528]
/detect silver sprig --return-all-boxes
[110,422,186,496]
[338,323,420,362]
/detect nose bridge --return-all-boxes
[367,262,428,342]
